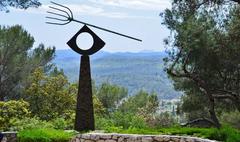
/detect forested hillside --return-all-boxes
[54,50,181,100]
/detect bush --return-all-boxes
[148,112,177,128]
[95,115,114,130]
[101,125,240,142]
[207,126,240,142]
[95,112,147,131]
[51,118,73,130]
[9,117,53,131]
[18,128,76,142]
[111,111,147,129]
[0,100,30,131]
[9,117,75,131]
[220,111,240,129]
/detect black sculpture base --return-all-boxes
[75,55,95,131]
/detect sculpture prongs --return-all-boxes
[46,1,73,25]
[46,1,142,42]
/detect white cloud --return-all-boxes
[88,0,171,10]
[10,4,130,19]
[10,0,171,19]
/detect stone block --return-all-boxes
[105,140,116,142]
[141,136,153,142]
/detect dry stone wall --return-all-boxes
[71,133,218,142]
[0,132,17,142]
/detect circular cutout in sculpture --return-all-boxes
[76,32,94,50]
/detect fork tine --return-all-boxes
[51,1,73,18]
[46,16,69,22]
[49,6,70,18]
[46,1,73,26]
[47,11,68,19]
[46,21,71,25]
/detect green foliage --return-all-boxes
[24,68,76,120]
[207,126,240,142]
[9,117,53,131]
[96,82,128,113]
[93,95,106,115]
[180,92,209,121]
[110,111,147,129]
[0,100,30,131]
[137,93,159,121]
[0,25,55,101]
[95,89,162,130]
[51,118,73,130]
[0,0,41,12]
[8,117,74,131]
[18,129,76,142]
[119,90,159,115]
[95,115,114,130]
[220,111,240,129]
[95,111,147,130]
[103,125,240,142]
[162,0,240,126]
[148,112,177,128]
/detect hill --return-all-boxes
[54,50,182,100]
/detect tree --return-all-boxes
[137,93,159,117]
[0,0,40,12]
[0,25,55,101]
[96,82,128,113]
[162,0,240,128]
[24,68,76,120]
[93,95,105,115]
[119,90,159,115]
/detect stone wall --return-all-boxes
[71,133,217,142]
[0,132,17,142]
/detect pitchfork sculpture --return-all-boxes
[46,1,142,131]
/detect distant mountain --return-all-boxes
[54,50,181,100]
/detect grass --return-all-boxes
[103,125,240,142]
[18,128,76,142]
[17,126,240,142]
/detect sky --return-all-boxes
[0,0,171,52]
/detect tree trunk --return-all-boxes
[208,95,221,128]
[74,55,95,131]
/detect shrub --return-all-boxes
[51,118,73,130]
[207,126,240,142]
[95,115,114,130]
[220,111,240,129]
[111,111,147,129]
[95,111,147,130]
[18,128,76,142]
[0,100,30,131]
[148,112,177,128]
[10,117,75,131]
[101,125,240,142]
[9,117,53,131]
[24,68,76,121]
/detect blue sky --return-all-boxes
[0,0,171,52]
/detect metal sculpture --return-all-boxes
[46,1,141,131]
